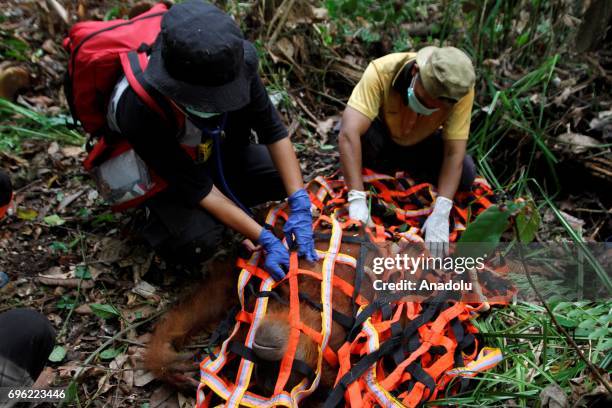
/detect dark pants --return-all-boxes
[362,119,476,191]
[141,143,285,264]
[0,309,55,381]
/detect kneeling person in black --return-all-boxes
[107,1,317,276]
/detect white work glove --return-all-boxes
[422,196,453,258]
[347,190,370,225]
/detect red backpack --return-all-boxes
[63,3,187,211]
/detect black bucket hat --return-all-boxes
[144,0,258,113]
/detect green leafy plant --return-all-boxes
[0,99,84,152]
[56,296,78,311]
[325,0,427,45]
[75,265,92,280]
[0,31,30,61]
[48,345,67,363]
[90,304,121,320]
[457,199,539,259]
[99,346,124,360]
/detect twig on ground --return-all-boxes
[46,0,69,24]
[294,95,319,123]
[304,86,347,107]
[572,208,612,214]
[99,336,145,347]
[266,0,295,46]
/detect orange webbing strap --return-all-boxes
[297,269,368,307]
[274,253,301,394]
[198,172,505,407]
[236,258,274,281]
[325,299,479,407]
[335,332,367,407]
[379,302,466,390]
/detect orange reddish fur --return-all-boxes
[144,260,239,381]
[145,230,378,393]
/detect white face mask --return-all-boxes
[185,106,221,119]
[406,74,439,116]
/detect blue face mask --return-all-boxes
[407,75,439,116]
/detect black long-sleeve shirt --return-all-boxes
[114,74,287,206]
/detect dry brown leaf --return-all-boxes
[98,237,129,263]
[177,392,195,408]
[96,372,114,396]
[540,384,569,408]
[23,94,54,107]
[553,87,572,106]
[150,385,178,408]
[58,190,85,211]
[557,131,602,153]
[77,0,87,20]
[42,39,58,55]
[44,266,64,276]
[36,276,95,288]
[46,0,69,24]
[110,353,129,370]
[559,210,585,237]
[123,305,157,323]
[88,264,107,280]
[47,142,60,156]
[32,367,56,388]
[134,369,156,387]
[316,116,338,137]
[132,280,158,299]
[58,361,82,378]
[60,146,84,158]
[276,37,295,60]
[590,110,612,131]
[122,363,134,390]
[311,6,328,20]
[75,304,93,314]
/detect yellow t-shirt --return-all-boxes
[347,52,474,146]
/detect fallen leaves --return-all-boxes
[36,276,95,288]
[49,345,67,363]
[132,280,159,301]
[17,207,37,220]
[43,213,65,226]
[540,384,569,408]
[589,110,612,140]
[557,131,602,154]
[89,303,121,319]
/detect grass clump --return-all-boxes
[0,98,84,152]
[431,301,611,407]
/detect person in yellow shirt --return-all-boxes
[338,46,476,255]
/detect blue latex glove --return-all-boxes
[258,229,289,281]
[283,189,318,262]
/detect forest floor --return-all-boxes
[1,1,611,407]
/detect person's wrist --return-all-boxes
[432,196,453,216]
[348,189,367,202]
[258,228,275,246]
[288,188,310,211]
[252,224,264,242]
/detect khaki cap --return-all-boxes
[416,46,475,101]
